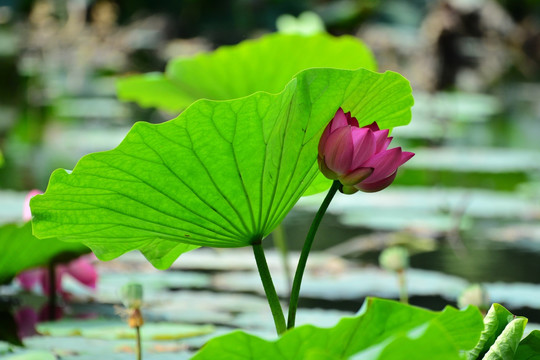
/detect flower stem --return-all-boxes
[135,325,142,360]
[287,180,340,329]
[397,269,408,304]
[252,242,287,335]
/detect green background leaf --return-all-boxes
[117,33,377,113]
[468,303,514,359]
[32,67,413,269]
[483,317,527,360]
[191,297,483,360]
[0,222,88,284]
[515,331,540,360]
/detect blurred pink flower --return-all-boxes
[318,108,414,194]
[22,189,42,221]
[17,256,97,297]
[15,305,64,339]
[17,190,98,298]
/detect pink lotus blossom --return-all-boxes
[17,190,98,298]
[318,108,414,194]
[17,256,97,297]
[22,189,42,221]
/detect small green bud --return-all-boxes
[458,284,489,310]
[379,246,409,272]
[121,282,143,309]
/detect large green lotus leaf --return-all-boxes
[191,297,483,360]
[117,33,376,113]
[468,304,514,360]
[483,317,527,360]
[31,67,413,269]
[0,222,88,284]
[515,331,540,360]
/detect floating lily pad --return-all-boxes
[297,187,540,232]
[37,319,214,340]
[3,351,57,360]
[213,267,468,300]
[406,148,540,173]
[96,271,212,303]
[147,291,268,323]
[22,335,195,360]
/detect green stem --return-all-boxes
[398,270,408,304]
[252,242,287,335]
[273,224,292,296]
[135,325,142,360]
[287,180,340,329]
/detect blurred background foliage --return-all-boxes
[0,0,539,190]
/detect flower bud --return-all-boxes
[379,246,409,272]
[318,108,414,194]
[458,284,489,310]
[121,282,143,310]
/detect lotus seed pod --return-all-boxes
[379,246,409,272]
[121,282,143,309]
[458,284,489,310]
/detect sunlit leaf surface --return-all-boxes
[515,331,540,360]
[191,297,483,360]
[468,304,515,360]
[32,67,412,269]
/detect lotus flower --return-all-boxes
[318,108,414,194]
[17,190,98,298]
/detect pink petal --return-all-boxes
[318,126,332,157]
[356,172,397,193]
[341,184,359,195]
[363,122,380,132]
[350,128,375,169]
[17,269,44,291]
[38,304,63,321]
[15,307,39,338]
[373,129,391,153]
[340,167,373,186]
[65,257,98,289]
[344,111,359,127]
[323,127,354,175]
[399,151,415,166]
[363,147,403,183]
[318,156,339,180]
[329,108,349,132]
[23,190,43,221]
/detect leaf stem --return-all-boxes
[135,325,142,360]
[397,269,408,304]
[252,242,287,335]
[287,180,340,329]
